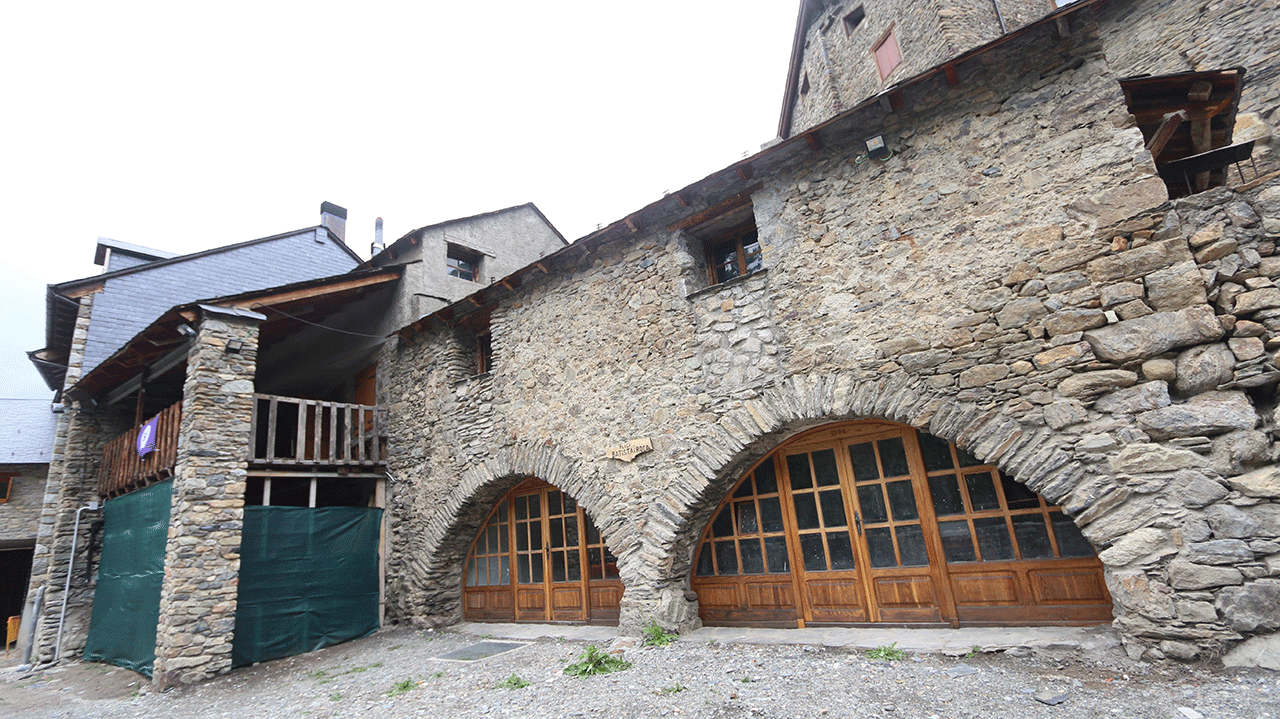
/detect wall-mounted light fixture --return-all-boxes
[176,323,195,337]
[865,135,892,161]
[225,339,244,354]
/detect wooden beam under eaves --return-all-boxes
[625,216,643,233]
[803,132,822,151]
[468,293,484,307]
[675,191,692,208]
[736,164,754,181]
[944,64,959,85]
[534,262,549,274]
[1145,110,1186,158]
[879,91,904,113]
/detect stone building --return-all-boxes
[0,400,56,633]
[21,0,1280,687]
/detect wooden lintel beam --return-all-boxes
[944,64,959,86]
[178,310,197,322]
[804,132,822,151]
[736,164,754,181]
[668,183,764,232]
[468,294,484,307]
[534,262,549,274]
[1145,110,1186,158]
[234,270,400,310]
[625,216,643,233]
[675,191,692,208]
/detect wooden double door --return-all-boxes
[692,421,1111,627]
[463,479,622,624]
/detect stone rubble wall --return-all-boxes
[151,313,258,689]
[0,463,49,541]
[1096,0,1280,175]
[378,6,1280,661]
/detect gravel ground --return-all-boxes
[2,627,1277,719]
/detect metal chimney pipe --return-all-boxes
[371,217,385,256]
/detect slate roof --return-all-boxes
[34,227,363,392]
[0,399,58,464]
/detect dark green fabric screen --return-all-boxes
[232,506,382,667]
[83,479,172,676]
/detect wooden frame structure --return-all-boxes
[97,401,182,498]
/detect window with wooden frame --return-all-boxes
[475,331,493,375]
[842,6,865,35]
[872,25,901,81]
[447,244,482,282]
[705,222,763,286]
[0,474,12,503]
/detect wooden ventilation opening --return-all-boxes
[463,478,622,624]
[691,421,1111,627]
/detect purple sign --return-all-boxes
[136,416,158,458]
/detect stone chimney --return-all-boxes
[320,202,347,243]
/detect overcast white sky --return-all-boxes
[0,1,798,400]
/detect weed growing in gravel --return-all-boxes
[965,645,981,658]
[642,619,678,647]
[328,693,342,702]
[865,643,906,661]
[431,671,446,679]
[563,645,632,677]
[389,644,404,651]
[308,668,336,684]
[350,662,383,673]
[387,678,418,697]
[661,683,687,694]
[739,677,753,683]
[496,673,531,689]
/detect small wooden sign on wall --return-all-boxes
[604,437,653,462]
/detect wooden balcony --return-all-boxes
[250,394,384,467]
[98,401,182,498]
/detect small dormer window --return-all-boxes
[447,245,482,282]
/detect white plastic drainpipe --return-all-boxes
[53,501,100,663]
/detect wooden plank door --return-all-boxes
[842,430,949,623]
[780,446,869,623]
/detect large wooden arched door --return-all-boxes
[692,421,1111,627]
[463,478,622,624]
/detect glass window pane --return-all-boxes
[566,548,581,582]
[878,437,910,477]
[733,475,754,498]
[548,490,562,516]
[866,527,897,568]
[938,520,976,562]
[516,524,529,551]
[857,485,887,524]
[602,547,619,580]
[819,489,847,527]
[966,471,1001,511]
[486,525,498,554]
[755,461,778,494]
[530,555,544,583]
[973,517,1014,561]
[1001,474,1041,510]
[498,501,508,523]
[793,493,820,530]
[500,555,510,584]
[549,517,564,548]
[800,533,827,572]
[466,558,477,587]
[586,520,600,545]
[787,453,813,490]
[740,538,765,574]
[548,550,562,583]
[1051,512,1096,558]
[897,525,928,567]
[1012,514,1054,560]
[765,536,790,573]
[848,442,879,482]
[530,521,542,552]
[515,496,527,520]
[564,515,579,548]
[737,501,759,534]
[589,547,602,579]
[886,480,919,521]
[712,506,734,537]
[715,540,739,576]
[928,474,965,516]
[489,556,500,585]
[759,496,784,533]
[918,432,955,472]
[813,449,840,486]
[518,554,530,584]
[827,531,857,570]
[500,524,509,552]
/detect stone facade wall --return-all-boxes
[26,293,133,664]
[379,7,1280,661]
[1096,0,1280,174]
[0,463,49,541]
[152,311,259,689]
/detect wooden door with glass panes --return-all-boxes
[691,421,1110,627]
[463,478,622,624]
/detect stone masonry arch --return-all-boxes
[386,440,633,627]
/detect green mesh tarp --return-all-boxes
[83,479,172,675]
[232,506,382,667]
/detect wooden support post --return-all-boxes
[1145,110,1186,159]
[943,64,959,86]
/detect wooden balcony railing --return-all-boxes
[98,401,182,498]
[250,394,384,466]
